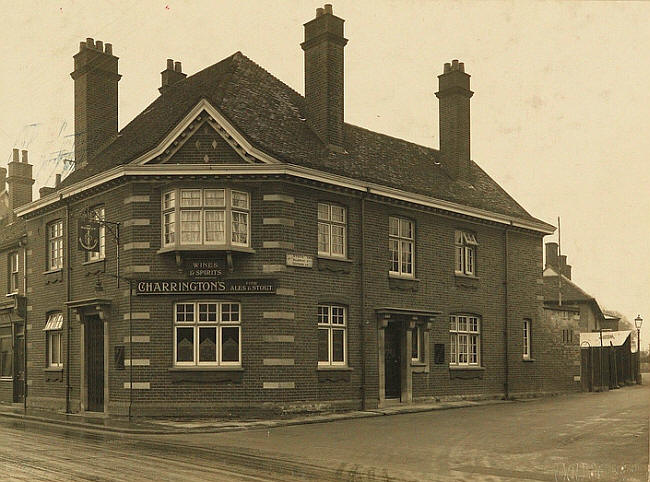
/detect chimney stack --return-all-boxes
[545,242,559,270]
[71,38,121,167]
[436,60,473,182]
[301,4,348,152]
[0,167,6,192]
[7,148,34,212]
[160,59,187,93]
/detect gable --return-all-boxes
[147,112,257,165]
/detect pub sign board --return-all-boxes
[185,259,224,278]
[77,219,100,252]
[135,279,276,295]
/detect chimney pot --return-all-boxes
[55,173,62,187]
[316,7,324,16]
[452,59,459,70]
[96,40,103,51]
[21,150,28,163]
[459,62,465,72]
[174,61,182,73]
[444,63,451,73]
[86,38,95,48]
[167,58,174,70]
[79,41,86,50]
[105,43,112,55]
[324,4,333,14]
[12,148,19,162]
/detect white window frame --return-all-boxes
[389,216,415,277]
[86,206,106,262]
[8,251,19,293]
[454,230,478,276]
[44,312,64,369]
[0,328,12,378]
[411,324,425,363]
[449,314,481,366]
[162,188,250,249]
[523,319,531,359]
[317,305,347,366]
[173,301,241,367]
[317,203,347,258]
[47,220,64,271]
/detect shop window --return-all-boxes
[317,305,347,366]
[47,220,64,271]
[523,319,531,359]
[0,327,12,378]
[389,217,414,277]
[8,251,19,293]
[454,230,478,276]
[449,314,481,366]
[86,206,106,261]
[174,301,241,366]
[44,312,63,368]
[162,189,249,250]
[318,203,346,257]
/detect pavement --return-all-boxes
[0,397,514,435]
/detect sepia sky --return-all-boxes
[1,1,649,345]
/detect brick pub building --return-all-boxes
[4,5,578,416]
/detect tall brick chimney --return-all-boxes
[301,4,348,152]
[545,242,572,279]
[7,149,34,212]
[160,59,186,94]
[71,38,121,167]
[0,167,6,192]
[436,60,473,182]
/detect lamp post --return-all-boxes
[634,315,643,384]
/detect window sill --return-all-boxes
[317,365,352,371]
[454,273,479,280]
[389,273,418,281]
[82,258,106,266]
[411,362,429,374]
[317,255,353,263]
[0,377,13,382]
[45,367,64,372]
[449,365,485,371]
[522,358,536,363]
[158,245,255,255]
[5,292,18,297]
[168,366,243,383]
[43,268,63,275]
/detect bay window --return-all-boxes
[174,301,241,366]
[162,188,249,249]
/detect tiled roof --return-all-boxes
[543,274,595,304]
[60,52,544,223]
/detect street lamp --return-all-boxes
[634,315,643,384]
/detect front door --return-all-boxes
[85,316,104,412]
[13,325,24,403]
[384,322,401,399]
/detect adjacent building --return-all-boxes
[3,6,585,417]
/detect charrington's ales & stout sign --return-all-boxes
[135,279,276,295]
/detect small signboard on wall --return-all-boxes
[286,253,314,268]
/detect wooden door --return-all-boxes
[86,316,104,412]
[384,322,401,399]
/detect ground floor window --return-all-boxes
[174,301,241,366]
[411,325,425,362]
[449,314,481,366]
[523,319,531,359]
[318,305,347,366]
[0,327,12,377]
[44,312,63,368]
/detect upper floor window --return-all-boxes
[8,252,19,293]
[450,314,481,366]
[454,230,478,276]
[318,305,347,366]
[389,217,414,277]
[87,206,106,262]
[318,203,346,257]
[523,319,531,359]
[174,301,241,366]
[47,220,64,271]
[562,328,573,344]
[162,188,250,249]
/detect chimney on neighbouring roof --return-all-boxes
[545,242,572,279]
[0,167,5,192]
[7,148,34,212]
[301,4,348,152]
[160,59,187,93]
[436,60,473,182]
[71,38,121,167]
[39,173,62,199]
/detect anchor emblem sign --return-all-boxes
[77,219,100,252]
